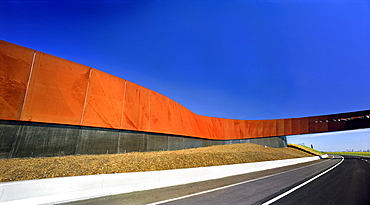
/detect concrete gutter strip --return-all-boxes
[0,155,328,205]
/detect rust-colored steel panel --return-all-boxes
[195,115,208,138]
[317,115,329,133]
[21,52,90,125]
[299,117,309,134]
[0,40,34,120]
[242,120,252,139]
[238,120,245,139]
[189,111,203,138]
[217,119,227,140]
[272,119,278,136]
[357,117,370,130]
[255,120,263,138]
[262,120,269,137]
[194,115,212,139]
[308,116,318,133]
[263,120,277,137]
[207,117,217,139]
[206,115,219,139]
[233,120,242,139]
[201,116,213,139]
[338,112,366,131]
[249,120,258,138]
[217,119,226,140]
[336,113,351,131]
[2,41,370,141]
[284,118,292,136]
[149,91,170,133]
[196,115,214,139]
[167,99,185,135]
[236,120,245,138]
[211,117,224,140]
[203,116,217,139]
[243,120,253,139]
[220,119,229,140]
[224,119,235,140]
[189,114,207,139]
[221,119,229,140]
[230,119,238,139]
[207,116,217,139]
[190,114,202,138]
[354,110,369,116]
[276,119,285,136]
[82,69,125,129]
[328,114,340,132]
[179,106,196,137]
[291,118,300,135]
[121,81,150,131]
[346,110,370,130]
[197,115,214,139]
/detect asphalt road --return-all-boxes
[63,156,349,205]
[269,155,370,205]
[154,156,342,205]
[156,155,370,205]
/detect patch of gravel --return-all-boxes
[0,143,314,183]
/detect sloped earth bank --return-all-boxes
[0,143,315,183]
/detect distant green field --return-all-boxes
[327,152,370,157]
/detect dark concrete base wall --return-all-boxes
[0,120,287,158]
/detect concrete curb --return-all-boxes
[0,155,328,205]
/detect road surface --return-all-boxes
[63,155,370,205]
[269,155,370,205]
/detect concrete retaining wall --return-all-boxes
[0,155,328,204]
[0,120,287,158]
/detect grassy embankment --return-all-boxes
[326,152,370,157]
[287,144,326,155]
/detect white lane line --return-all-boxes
[148,157,334,205]
[262,156,344,205]
[147,179,256,205]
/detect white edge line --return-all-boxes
[147,156,332,205]
[147,180,250,205]
[262,156,344,205]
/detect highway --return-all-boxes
[64,155,370,205]
[268,155,370,205]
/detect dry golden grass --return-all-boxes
[0,143,314,183]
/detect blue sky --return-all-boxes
[1,0,369,151]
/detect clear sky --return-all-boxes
[1,0,369,151]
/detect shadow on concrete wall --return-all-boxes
[0,120,287,158]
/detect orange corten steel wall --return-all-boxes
[1,40,369,140]
[0,40,34,120]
